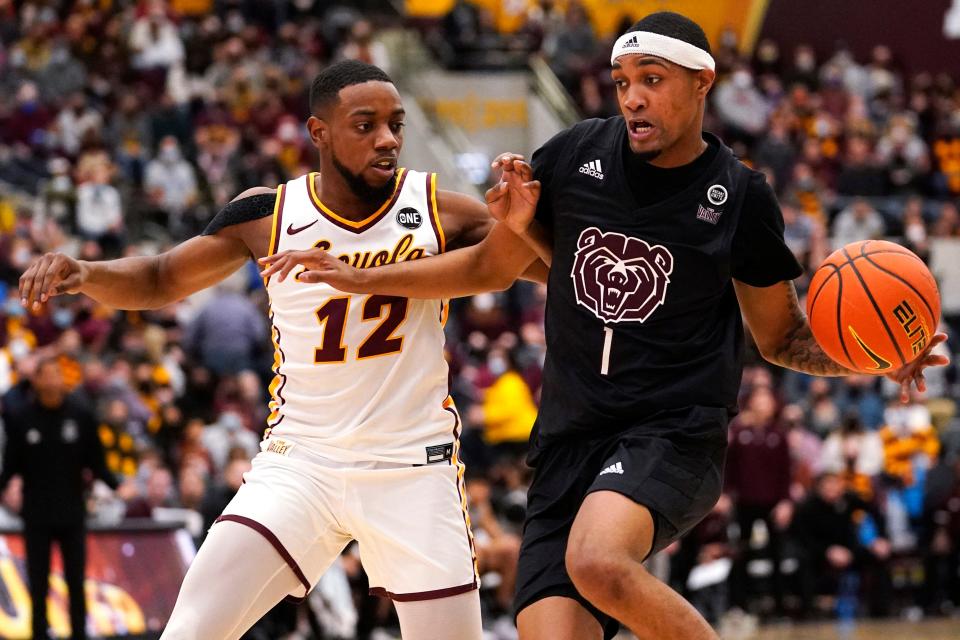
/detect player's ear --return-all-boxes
[307,115,328,148]
[695,68,715,97]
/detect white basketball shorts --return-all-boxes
[215,436,480,602]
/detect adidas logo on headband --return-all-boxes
[611,30,716,71]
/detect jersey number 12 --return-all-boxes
[314,295,407,363]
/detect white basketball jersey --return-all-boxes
[264,169,457,464]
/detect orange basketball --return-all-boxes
[806,240,940,375]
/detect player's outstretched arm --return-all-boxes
[735,279,949,399]
[20,234,250,311]
[259,221,538,299]
[19,189,272,310]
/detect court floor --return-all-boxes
[613,618,960,640]
[752,618,960,639]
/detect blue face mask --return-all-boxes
[52,308,74,328]
[488,357,508,377]
[3,300,25,318]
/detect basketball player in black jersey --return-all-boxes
[260,13,948,640]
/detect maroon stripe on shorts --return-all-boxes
[445,405,480,584]
[369,581,478,602]
[215,514,310,598]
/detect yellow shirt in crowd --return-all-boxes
[481,370,537,445]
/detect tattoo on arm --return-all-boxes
[772,283,854,377]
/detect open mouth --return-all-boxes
[370,157,397,178]
[628,119,655,139]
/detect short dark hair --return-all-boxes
[628,11,712,56]
[309,60,393,115]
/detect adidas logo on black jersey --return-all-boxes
[579,159,604,180]
[599,461,624,476]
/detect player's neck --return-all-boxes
[313,171,388,219]
[647,129,708,169]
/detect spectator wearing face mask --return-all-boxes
[144,135,198,232]
[832,197,886,248]
[820,412,885,501]
[128,0,185,72]
[74,156,124,257]
[4,81,52,149]
[49,91,103,159]
[712,64,770,144]
[481,347,536,452]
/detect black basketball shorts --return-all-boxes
[514,405,728,639]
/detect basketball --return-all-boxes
[806,240,941,375]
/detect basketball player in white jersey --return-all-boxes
[18,60,546,639]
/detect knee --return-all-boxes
[565,538,641,608]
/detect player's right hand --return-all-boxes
[258,249,366,291]
[487,152,540,235]
[19,252,88,310]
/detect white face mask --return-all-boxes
[8,339,30,360]
[488,357,508,377]
[159,146,179,163]
[732,70,752,89]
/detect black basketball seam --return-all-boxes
[808,262,840,320]
[834,268,857,368]
[810,248,917,293]
[859,245,937,323]
[841,247,907,367]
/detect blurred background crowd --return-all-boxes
[0,0,959,639]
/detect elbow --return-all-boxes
[470,256,514,293]
[488,271,515,292]
[755,339,784,367]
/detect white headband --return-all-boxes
[610,31,715,71]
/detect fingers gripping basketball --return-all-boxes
[806,240,941,374]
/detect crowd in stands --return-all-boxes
[0,0,958,638]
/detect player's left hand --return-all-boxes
[884,332,950,403]
[259,249,365,291]
[487,153,540,235]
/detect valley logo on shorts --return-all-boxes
[396,207,423,229]
[570,226,674,323]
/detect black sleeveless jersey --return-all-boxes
[530,117,802,450]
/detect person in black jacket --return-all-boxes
[0,357,118,640]
[790,472,892,618]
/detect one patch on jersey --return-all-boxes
[570,227,674,323]
[396,207,423,229]
[425,443,454,464]
[707,184,728,205]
